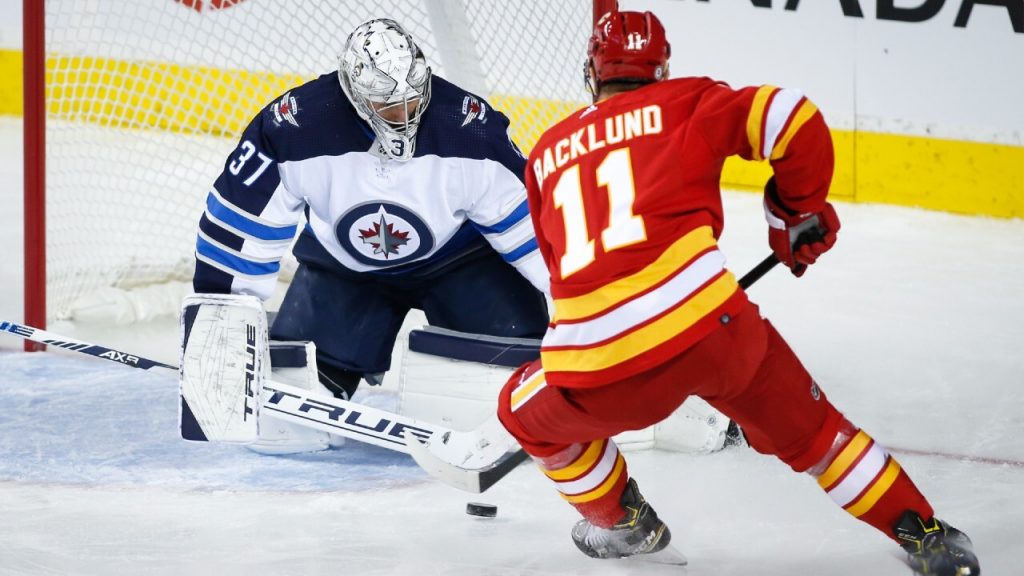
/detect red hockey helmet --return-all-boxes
[585,10,670,97]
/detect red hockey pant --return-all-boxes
[498,300,933,535]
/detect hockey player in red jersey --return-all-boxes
[495,10,980,575]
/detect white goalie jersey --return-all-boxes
[193,73,548,299]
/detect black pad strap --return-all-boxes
[408,327,540,368]
[268,341,309,369]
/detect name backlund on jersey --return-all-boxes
[525,87,748,387]
[532,105,662,186]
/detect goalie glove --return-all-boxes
[763,177,840,277]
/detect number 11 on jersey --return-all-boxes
[552,148,647,279]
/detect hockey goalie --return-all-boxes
[178,18,740,458]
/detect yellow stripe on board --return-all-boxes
[1,50,1021,219]
[855,131,1024,219]
[488,93,586,154]
[723,129,856,201]
[46,55,307,138]
[722,129,1024,218]
[0,50,21,116]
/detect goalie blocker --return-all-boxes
[179,294,265,444]
[180,294,336,453]
[397,326,735,455]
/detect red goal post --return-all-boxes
[22,1,616,350]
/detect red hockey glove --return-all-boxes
[763,177,840,277]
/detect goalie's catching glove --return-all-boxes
[763,177,840,277]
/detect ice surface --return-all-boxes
[2,118,1022,574]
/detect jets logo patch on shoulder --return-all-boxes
[461,95,487,127]
[336,202,435,266]
[273,91,300,127]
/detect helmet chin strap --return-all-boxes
[365,88,429,161]
[584,62,600,102]
[371,127,417,162]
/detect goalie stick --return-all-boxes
[0,320,516,459]
[406,254,782,493]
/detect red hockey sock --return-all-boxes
[813,428,934,540]
[537,438,630,528]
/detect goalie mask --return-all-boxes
[339,18,432,162]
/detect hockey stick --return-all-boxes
[0,320,463,455]
[405,253,782,493]
[0,259,782,489]
[738,253,780,290]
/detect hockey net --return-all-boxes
[27,0,596,325]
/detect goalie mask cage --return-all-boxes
[22,0,618,346]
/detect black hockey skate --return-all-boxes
[895,510,980,575]
[571,478,672,560]
[724,420,748,448]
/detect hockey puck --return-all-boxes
[465,502,498,517]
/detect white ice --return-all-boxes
[1,116,1022,575]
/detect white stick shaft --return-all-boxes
[260,380,442,454]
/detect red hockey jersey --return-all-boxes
[526,77,834,388]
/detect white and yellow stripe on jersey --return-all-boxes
[746,85,820,163]
[540,226,740,382]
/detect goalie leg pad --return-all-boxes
[180,294,267,443]
[399,327,542,430]
[246,341,335,455]
[399,326,733,454]
[653,396,731,454]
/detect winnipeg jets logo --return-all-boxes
[336,202,435,267]
[359,213,410,258]
[461,95,487,126]
[273,91,300,127]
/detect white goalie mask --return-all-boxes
[338,19,432,162]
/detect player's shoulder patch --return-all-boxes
[417,76,521,162]
[429,76,498,131]
[271,91,301,128]
[264,73,337,130]
[460,94,488,127]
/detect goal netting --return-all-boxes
[31,0,593,323]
